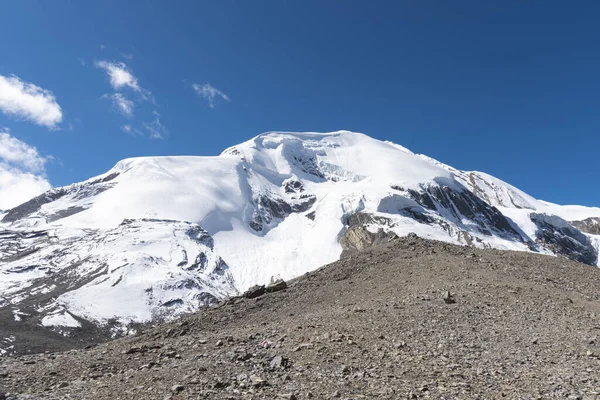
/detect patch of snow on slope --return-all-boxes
[41,311,81,328]
[0,219,237,327]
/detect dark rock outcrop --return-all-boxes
[530,213,598,265]
[243,285,266,299]
[266,279,288,293]
[249,194,316,232]
[407,185,522,239]
[2,173,119,223]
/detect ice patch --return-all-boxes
[41,311,81,328]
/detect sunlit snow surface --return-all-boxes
[1,131,599,330]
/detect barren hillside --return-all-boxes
[2,236,600,399]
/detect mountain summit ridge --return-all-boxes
[0,130,599,352]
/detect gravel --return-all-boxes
[2,236,600,399]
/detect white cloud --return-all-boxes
[121,124,144,136]
[95,60,142,92]
[0,74,63,128]
[143,111,167,139]
[95,60,163,137]
[109,93,134,117]
[0,132,47,173]
[0,130,52,209]
[192,83,230,108]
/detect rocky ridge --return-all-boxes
[2,236,600,399]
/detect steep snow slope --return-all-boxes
[1,131,599,340]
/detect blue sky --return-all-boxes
[0,1,599,208]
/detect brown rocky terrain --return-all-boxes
[2,235,600,399]
[571,217,600,235]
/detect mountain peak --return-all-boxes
[1,131,599,347]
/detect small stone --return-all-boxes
[293,343,314,352]
[277,394,297,400]
[171,384,185,393]
[331,391,341,398]
[124,346,144,354]
[236,352,252,361]
[340,365,350,375]
[442,291,456,304]
[216,340,224,347]
[213,378,227,389]
[249,375,267,387]
[270,355,287,369]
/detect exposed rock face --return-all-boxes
[340,213,399,256]
[2,172,119,224]
[248,174,317,233]
[457,171,536,209]
[405,184,523,239]
[1,188,70,223]
[571,217,600,235]
[249,193,316,232]
[365,182,527,251]
[243,285,266,299]
[530,213,598,265]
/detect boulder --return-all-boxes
[266,279,288,293]
[243,285,266,299]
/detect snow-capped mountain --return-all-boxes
[1,131,600,347]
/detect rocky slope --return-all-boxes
[1,131,600,347]
[0,218,236,355]
[572,217,600,235]
[2,236,600,399]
